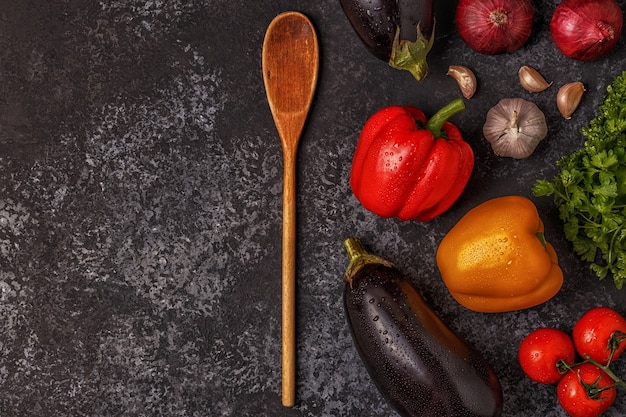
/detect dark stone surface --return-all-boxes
[0,0,625,416]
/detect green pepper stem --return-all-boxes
[425,98,465,138]
[536,232,547,249]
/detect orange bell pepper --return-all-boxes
[436,196,563,313]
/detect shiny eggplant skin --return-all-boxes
[343,238,503,417]
[339,0,434,81]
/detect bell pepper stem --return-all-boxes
[536,232,547,248]
[425,98,465,138]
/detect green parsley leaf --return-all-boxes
[534,70,626,289]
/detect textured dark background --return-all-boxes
[1,0,626,416]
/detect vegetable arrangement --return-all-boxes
[519,307,626,417]
[342,237,503,417]
[340,0,624,83]
[436,196,563,313]
[335,0,626,415]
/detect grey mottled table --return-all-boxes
[1,1,625,416]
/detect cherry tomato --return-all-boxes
[572,307,626,365]
[557,363,616,417]
[518,327,575,384]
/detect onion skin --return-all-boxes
[550,0,623,61]
[455,0,534,55]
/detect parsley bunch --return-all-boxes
[533,70,626,290]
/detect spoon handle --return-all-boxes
[282,149,297,407]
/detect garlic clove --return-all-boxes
[447,65,477,99]
[518,65,552,93]
[557,81,585,119]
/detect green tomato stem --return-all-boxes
[583,354,626,390]
[425,98,465,138]
[557,333,626,390]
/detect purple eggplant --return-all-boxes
[339,0,435,81]
[342,238,503,417]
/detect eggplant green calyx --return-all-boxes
[343,237,393,287]
[425,98,466,138]
[389,23,435,82]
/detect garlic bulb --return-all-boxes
[483,98,548,159]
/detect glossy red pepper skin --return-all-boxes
[350,103,474,221]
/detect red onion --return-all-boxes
[550,0,623,61]
[455,0,534,55]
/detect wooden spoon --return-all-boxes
[262,11,319,408]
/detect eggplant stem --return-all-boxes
[343,238,393,286]
[389,24,435,82]
[425,98,465,138]
[345,237,368,261]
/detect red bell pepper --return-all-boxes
[350,99,474,221]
